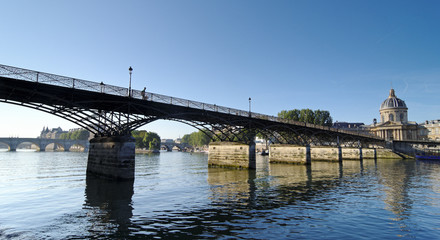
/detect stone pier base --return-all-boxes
[269,144,311,164]
[362,148,377,159]
[311,146,341,161]
[269,145,404,164]
[208,142,256,169]
[87,135,135,180]
[341,147,363,160]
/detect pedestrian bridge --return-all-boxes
[0,137,89,152]
[0,64,387,179]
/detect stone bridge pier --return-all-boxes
[86,135,136,180]
[208,141,256,169]
[8,139,19,152]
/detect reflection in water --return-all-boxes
[207,168,257,208]
[376,160,416,221]
[84,175,134,238]
[2,152,438,239]
[81,158,434,239]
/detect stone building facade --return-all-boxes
[368,89,418,141]
[39,127,67,139]
[419,120,440,141]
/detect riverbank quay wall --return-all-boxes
[269,144,403,164]
[391,140,440,157]
[208,142,256,169]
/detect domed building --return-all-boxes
[369,89,418,140]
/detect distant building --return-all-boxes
[367,89,419,140]
[419,120,440,141]
[333,121,370,135]
[333,122,365,129]
[39,127,67,139]
[161,139,174,144]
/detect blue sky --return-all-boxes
[1,0,439,139]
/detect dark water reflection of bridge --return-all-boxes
[81,156,422,239]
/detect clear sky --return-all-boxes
[1,0,439,139]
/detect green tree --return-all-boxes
[278,108,333,127]
[181,130,212,147]
[131,130,161,149]
[299,108,315,124]
[59,129,89,140]
[143,132,161,150]
[76,129,90,140]
[59,133,68,139]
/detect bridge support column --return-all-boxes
[208,142,256,169]
[8,141,18,152]
[269,144,311,164]
[87,135,135,180]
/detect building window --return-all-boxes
[389,114,394,121]
[400,113,404,121]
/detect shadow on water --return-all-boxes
[74,158,435,239]
[82,175,134,239]
[124,163,361,239]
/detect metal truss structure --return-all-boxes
[0,64,385,147]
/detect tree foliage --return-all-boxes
[181,131,212,147]
[132,130,161,150]
[278,109,333,127]
[59,129,90,140]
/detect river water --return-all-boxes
[0,151,439,239]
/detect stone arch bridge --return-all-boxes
[0,137,89,152]
[161,142,191,151]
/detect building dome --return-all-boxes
[380,89,407,110]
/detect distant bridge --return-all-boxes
[161,142,191,151]
[0,137,89,152]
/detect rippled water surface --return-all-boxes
[1,151,440,239]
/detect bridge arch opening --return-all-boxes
[0,142,9,152]
[44,143,67,152]
[16,141,39,152]
[70,143,87,152]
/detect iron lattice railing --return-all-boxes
[0,63,380,140]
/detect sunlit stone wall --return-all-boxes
[208,142,256,169]
[269,144,310,164]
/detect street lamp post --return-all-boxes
[248,97,251,117]
[128,66,133,97]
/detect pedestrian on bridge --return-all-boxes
[141,87,147,100]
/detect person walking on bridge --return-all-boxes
[141,87,147,100]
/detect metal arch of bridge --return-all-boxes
[0,64,385,147]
